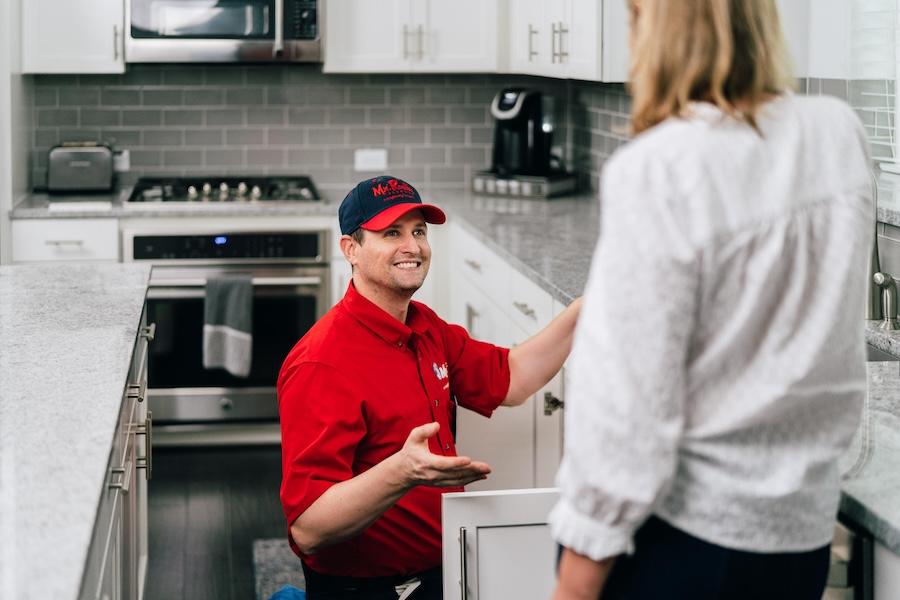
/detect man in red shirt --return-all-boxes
[278,175,581,599]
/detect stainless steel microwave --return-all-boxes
[126,0,321,63]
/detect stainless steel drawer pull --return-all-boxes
[417,25,424,60]
[140,322,156,342]
[127,380,147,403]
[108,460,132,495]
[113,25,119,61]
[513,301,537,319]
[149,276,322,288]
[459,527,468,600]
[558,22,570,62]
[403,25,409,59]
[544,391,565,415]
[45,240,85,246]
[463,259,482,272]
[528,24,538,61]
[135,411,153,480]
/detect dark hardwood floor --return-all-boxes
[144,446,286,600]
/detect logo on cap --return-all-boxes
[371,178,416,202]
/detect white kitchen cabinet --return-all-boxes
[447,221,564,491]
[22,0,124,74]
[505,0,629,82]
[323,0,499,73]
[11,218,119,263]
[875,541,900,600]
[442,488,559,600]
[81,318,152,600]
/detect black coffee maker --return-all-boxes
[490,88,553,177]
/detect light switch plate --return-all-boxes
[354,148,388,172]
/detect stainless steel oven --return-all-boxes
[126,0,321,63]
[123,227,329,444]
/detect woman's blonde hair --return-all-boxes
[629,0,794,134]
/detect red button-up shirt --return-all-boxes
[278,282,510,577]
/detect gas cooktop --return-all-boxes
[126,176,320,203]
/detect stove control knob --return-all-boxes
[187,185,198,199]
[299,187,313,200]
[219,182,230,194]
[202,182,212,196]
[237,182,248,196]
[251,185,263,200]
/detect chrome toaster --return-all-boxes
[47,142,114,193]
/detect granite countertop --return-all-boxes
[0,263,151,600]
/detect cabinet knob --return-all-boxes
[543,391,564,415]
[513,301,537,319]
[464,258,482,272]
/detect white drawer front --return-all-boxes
[12,218,119,263]
[450,222,510,302]
[508,267,555,336]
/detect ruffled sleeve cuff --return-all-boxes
[548,498,637,561]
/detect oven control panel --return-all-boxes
[133,232,322,261]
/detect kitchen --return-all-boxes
[2,1,900,599]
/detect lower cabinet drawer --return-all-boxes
[12,218,119,263]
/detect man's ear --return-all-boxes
[339,234,357,266]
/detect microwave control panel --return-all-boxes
[287,0,317,39]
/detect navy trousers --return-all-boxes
[598,517,831,600]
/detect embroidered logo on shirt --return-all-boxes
[432,362,449,381]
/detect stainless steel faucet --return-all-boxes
[868,171,883,320]
[869,171,900,329]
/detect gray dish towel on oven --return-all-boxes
[203,274,253,378]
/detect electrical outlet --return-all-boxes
[354,148,388,172]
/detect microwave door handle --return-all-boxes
[149,276,323,288]
[273,0,284,57]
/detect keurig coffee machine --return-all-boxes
[490,88,553,177]
[474,88,578,198]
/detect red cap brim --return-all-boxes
[360,203,447,232]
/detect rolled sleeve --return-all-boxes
[442,322,510,417]
[550,153,698,561]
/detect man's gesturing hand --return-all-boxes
[397,422,491,488]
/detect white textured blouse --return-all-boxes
[549,94,874,560]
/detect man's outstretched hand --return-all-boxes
[396,422,491,488]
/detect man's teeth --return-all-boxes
[394,261,420,269]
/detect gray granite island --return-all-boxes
[0,263,151,600]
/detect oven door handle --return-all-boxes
[149,276,322,288]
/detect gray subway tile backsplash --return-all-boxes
[28,64,618,192]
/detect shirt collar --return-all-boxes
[342,281,428,348]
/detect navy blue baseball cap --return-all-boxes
[339,175,446,235]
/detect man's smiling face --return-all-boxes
[350,209,431,298]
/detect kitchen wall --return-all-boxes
[29,65,569,198]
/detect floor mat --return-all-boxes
[252,538,306,600]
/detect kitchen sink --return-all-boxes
[866,344,899,362]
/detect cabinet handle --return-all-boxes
[136,411,153,480]
[551,22,558,63]
[403,25,409,59]
[459,527,469,600]
[417,25,424,60]
[113,25,120,61]
[109,460,132,495]
[544,391,565,415]
[127,380,146,403]
[44,239,85,247]
[463,258,482,272]
[273,0,285,57]
[465,303,479,335]
[558,22,569,62]
[528,24,538,61]
[513,301,537,319]
[141,322,156,342]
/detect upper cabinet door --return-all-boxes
[23,0,124,73]
[507,0,550,75]
[323,0,410,73]
[601,0,631,83]
[410,0,499,72]
[563,0,602,81]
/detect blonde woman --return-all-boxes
[550,1,873,599]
